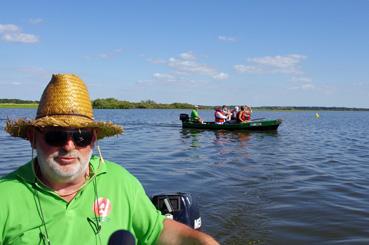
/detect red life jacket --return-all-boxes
[214,110,225,123]
[245,112,251,120]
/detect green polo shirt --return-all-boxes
[0,155,165,245]
[190,109,200,121]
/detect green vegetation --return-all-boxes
[0,103,38,108]
[92,98,193,109]
[1,98,368,111]
[0,99,39,104]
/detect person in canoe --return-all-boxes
[214,106,229,124]
[230,106,240,122]
[190,105,203,123]
[245,105,253,120]
[221,105,232,121]
[1,74,219,245]
[237,105,250,123]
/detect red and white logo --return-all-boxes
[93,197,112,218]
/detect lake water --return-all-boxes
[1,109,369,244]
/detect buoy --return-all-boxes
[315,113,320,119]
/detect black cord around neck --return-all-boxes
[33,182,51,245]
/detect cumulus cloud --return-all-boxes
[290,76,312,83]
[0,24,19,32]
[0,23,39,43]
[213,72,229,80]
[153,73,176,81]
[234,65,263,73]
[165,51,228,80]
[234,54,306,75]
[147,51,229,87]
[218,35,237,42]
[235,54,317,91]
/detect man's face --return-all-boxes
[34,127,96,183]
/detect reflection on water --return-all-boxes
[181,128,256,148]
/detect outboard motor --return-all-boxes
[179,113,189,122]
[152,192,202,230]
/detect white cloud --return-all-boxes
[235,54,306,75]
[0,24,19,32]
[234,65,262,73]
[153,73,176,81]
[179,52,196,60]
[289,83,316,91]
[213,72,229,80]
[165,52,228,80]
[301,83,315,90]
[0,23,39,43]
[218,35,237,42]
[2,33,39,43]
[290,76,312,83]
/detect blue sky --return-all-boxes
[1,0,369,107]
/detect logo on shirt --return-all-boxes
[93,197,112,220]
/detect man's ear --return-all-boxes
[91,129,98,147]
[27,127,37,149]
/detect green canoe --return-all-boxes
[179,113,282,131]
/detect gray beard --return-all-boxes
[36,148,92,183]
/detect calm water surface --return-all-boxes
[1,109,369,244]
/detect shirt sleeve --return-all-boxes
[131,180,165,245]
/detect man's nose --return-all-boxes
[62,135,76,150]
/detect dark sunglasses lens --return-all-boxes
[44,131,68,147]
[43,130,93,147]
[72,130,93,147]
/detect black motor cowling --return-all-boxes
[152,192,201,230]
[179,113,189,122]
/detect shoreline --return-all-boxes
[1,103,368,111]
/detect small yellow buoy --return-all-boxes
[315,112,320,119]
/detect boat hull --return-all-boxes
[182,119,282,131]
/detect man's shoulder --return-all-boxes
[91,156,139,183]
[0,163,31,195]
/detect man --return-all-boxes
[230,106,239,121]
[0,74,219,244]
[190,105,203,123]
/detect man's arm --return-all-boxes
[157,219,219,245]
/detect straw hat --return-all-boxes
[5,74,123,140]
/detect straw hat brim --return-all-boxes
[5,115,123,140]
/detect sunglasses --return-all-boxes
[40,128,94,147]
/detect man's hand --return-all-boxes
[157,219,219,245]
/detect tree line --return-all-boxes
[92,98,194,109]
[1,98,368,111]
[0,99,38,104]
